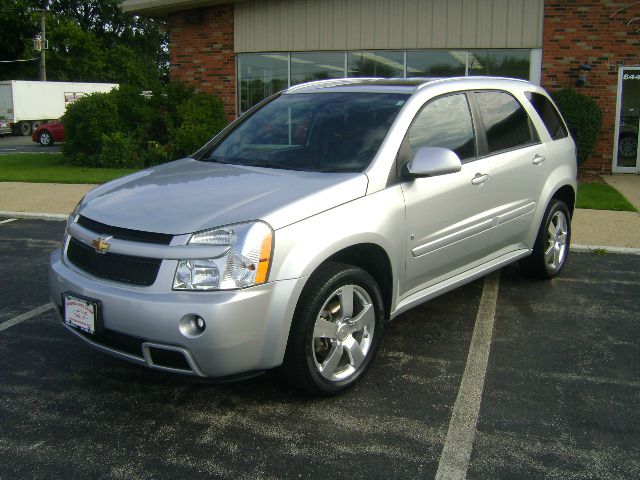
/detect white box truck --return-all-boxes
[0,80,118,136]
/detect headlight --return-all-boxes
[173,221,273,291]
[65,197,84,237]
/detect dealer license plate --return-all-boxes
[63,293,99,335]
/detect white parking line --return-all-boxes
[435,270,500,480]
[0,303,54,333]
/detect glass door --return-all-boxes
[613,67,640,173]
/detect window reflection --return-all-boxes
[475,91,534,152]
[210,93,408,172]
[291,52,345,85]
[348,51,404,78]
[407,50,466,77]
[237,49,533,114]
[407,94,476,160]
[238,53,288,113]
[468,49,530,80]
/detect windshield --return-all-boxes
[203,92,408,172]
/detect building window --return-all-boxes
[347,51,404,78]
[468,49,530,80]
[238,53,288,113]
[406,50,466,77]
[290,52,345,85]
[238,49,533,113]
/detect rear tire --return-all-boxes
[18,121,32,136]
[520,199,571,280]
[282,262,384,396]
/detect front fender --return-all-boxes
[263,186,406,363]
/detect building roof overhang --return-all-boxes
[120,0,245,16]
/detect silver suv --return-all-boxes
[49,77,576,395]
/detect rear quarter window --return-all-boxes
[526,92,569,140]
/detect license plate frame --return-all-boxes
[62,292,103,335]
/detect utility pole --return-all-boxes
[39,9,46,81]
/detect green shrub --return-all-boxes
[551,89,602,166]
[96,132,144,169]
[62,82,228,169]
[113,85,156,139]
[142,140,171,166]
[170,93,228,158]
[62,92,119,166]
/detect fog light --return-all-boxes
[196,316,206,331]
[179,314,206,338]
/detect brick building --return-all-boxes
[122,0,640,174]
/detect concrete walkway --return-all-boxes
[604,174,640,210]
[574,174,639,249]
[1,176,639,249]
[0,182,96,215]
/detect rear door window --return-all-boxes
[474,91,538,154]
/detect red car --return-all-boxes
[32,121,65,146]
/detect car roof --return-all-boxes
[285,76,533,95]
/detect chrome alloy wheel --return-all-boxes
[39,131,52,146]
[545,210,568,271]
[618,135,638,158]
[311,284,375,382]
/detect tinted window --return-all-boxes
[475,91,535,153]
[407,94,476,161]
[206,92,408,173]
[526,92,568,140]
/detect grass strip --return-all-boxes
[577,183,637,212]
[0,153,137,184]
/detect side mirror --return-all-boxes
[406,147,462,178]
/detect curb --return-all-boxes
[0,211,67,221]
[570,244,640,256]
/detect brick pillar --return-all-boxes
[168,5,236,121]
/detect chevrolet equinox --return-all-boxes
[50,77,577,395]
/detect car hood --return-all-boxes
[79,158,368,234]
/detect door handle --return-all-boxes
[471,173,489,186]
[533,154,546,165]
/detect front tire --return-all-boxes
[520,199,571,279]
[282,262,384,396]
[38,130,53,146]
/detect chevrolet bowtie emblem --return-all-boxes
[91,236,112,254]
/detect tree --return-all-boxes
[0,0,167,87]
[0,0,39,79]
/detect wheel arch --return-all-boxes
[321,243,394,321]
[552,184,576,217]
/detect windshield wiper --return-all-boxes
[203,155,234,164]
[243,161,311,172]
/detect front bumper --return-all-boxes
[49,248,304,378]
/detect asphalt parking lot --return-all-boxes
[0,134,62,154]
[0,218,638,480]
